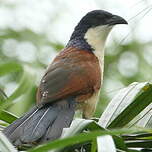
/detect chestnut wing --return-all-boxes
[37,48,101,106]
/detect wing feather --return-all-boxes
[37,47,101,105]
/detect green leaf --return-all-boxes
[0,132,17,152]
[91,139,97,152]
[99,82,152,128]
[126,140,152,148]
[60,119,127,152]
[0,66,35,113]
[0,62,22,77]
[122,132,152,142]
[55,119,102,152]
[0,110,18,124]
[97,135,116,152]
[61,118,103,138]
[0,88,7,102]
[135,104,152,128]
[113,135,128,151]
[28,128,147,152]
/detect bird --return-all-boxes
[3,10,127,148]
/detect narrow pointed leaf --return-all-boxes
[99,82,152,128]
[91,139,97,152]
[61,119,127,152]
[61,118,103,138]
[126,140,152,148]
[29,128,142,152]
[0,88,7,102]
[136,104,152,128]
[0,110,18,124]
[127,103,152,128]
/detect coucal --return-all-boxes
[3,10,127,147]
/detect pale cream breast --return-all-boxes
[82,25,113,118]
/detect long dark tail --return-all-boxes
[3,100,75,147]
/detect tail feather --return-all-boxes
[3,106,38,138]
[40,103,75,142]
[3,100,75,147]
[21,106,58,143]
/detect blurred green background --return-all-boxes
[0,0,152,118]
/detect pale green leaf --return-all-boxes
[0,62,22,77]
[97,135,116,152]
[99,82,152,128]
[28,128,146,152]
[0,132,17,152]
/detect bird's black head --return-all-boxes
[67,10,128,50]
[76,10,127,29]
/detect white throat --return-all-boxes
[84,25,112,56]
[84,25,113,83]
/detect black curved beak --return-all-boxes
[108,15,128,25]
